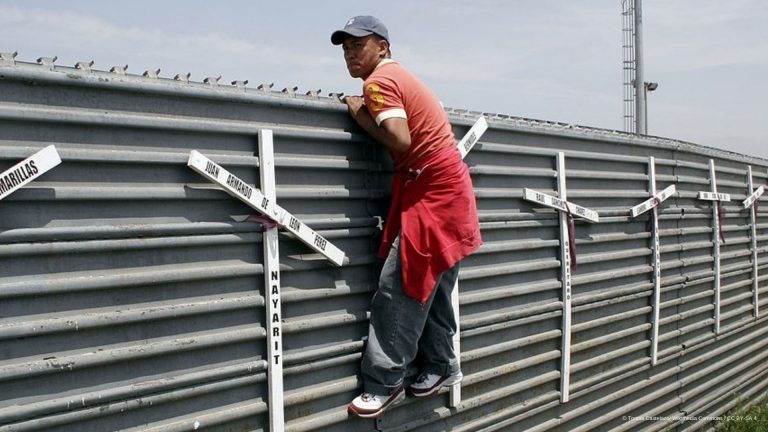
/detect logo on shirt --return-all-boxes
[365,83,385,111]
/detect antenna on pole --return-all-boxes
[622,0,652,135]
[621,0,637,133]
[634,0,646,135]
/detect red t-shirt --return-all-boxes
[363,60,482,304]
[363,61,455,170]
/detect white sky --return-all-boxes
[1,0,766,158]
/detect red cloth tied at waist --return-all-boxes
[377,147,482,304]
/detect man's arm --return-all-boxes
[345,96,411,154]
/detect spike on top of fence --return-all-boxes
[143,69,161,79]
[0,52,18,66]
[203,75,221,86]
[231,80,249,89]
[75,60,95,71]
[174,72,191,83]
[281,86,298,97]
[110,64,128,75]
[257,83,274,93]
[37,56,58,70]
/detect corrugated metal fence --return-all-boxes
[0,54,766,431]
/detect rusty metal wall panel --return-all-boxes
[0,56,766,432]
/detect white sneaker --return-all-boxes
[347,387,405,419]
[407,371,463,398]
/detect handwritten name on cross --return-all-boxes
[698,159,730,333]
[187,150,346,266]
[522,188,600,223]
[630,184,676,217]
[698,191,731,202]
[457,116,488,160]
[0,145,61,201]
[698,190,730,245]
[743,185,764,213]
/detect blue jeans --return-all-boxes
[361,236,461,395]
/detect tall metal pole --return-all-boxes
[634,0,646,134]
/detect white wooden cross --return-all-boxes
[743,166,763,318]
[450,115,488,408]
[0,145,61,201]
[697,159,730,334]
[522,152,600,403]
[188,132,349,432]
[629,156,676,366]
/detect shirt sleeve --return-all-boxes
[364,78,407,126]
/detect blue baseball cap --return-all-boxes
[331,15,389,45]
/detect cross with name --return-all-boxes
[449,115,488,408]
[698,159,730,334]
[697,171,730,246]
[522,188,600,223]
[189,131,349,432]
[0,145,61,201]
[522,152,600,403]
[629,157,676,366]
[744,166,763,319]
[630,184,676,218]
